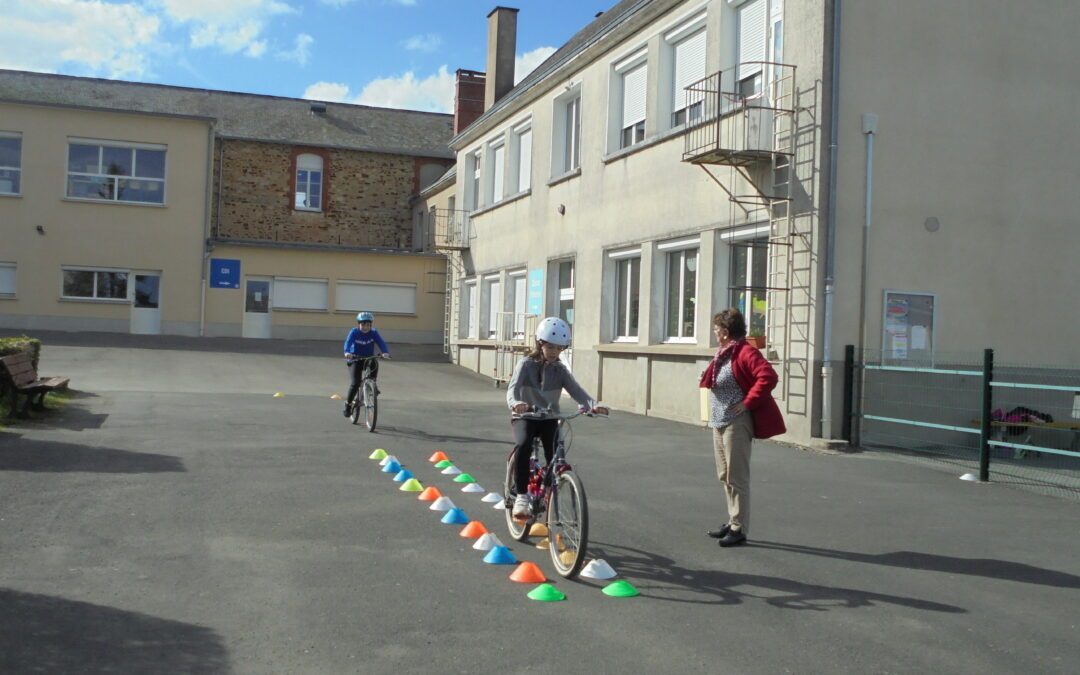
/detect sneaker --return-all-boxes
[342,403,351,417]
[512,494,531,520]
[707,524,732,539]
[718,529,747,547]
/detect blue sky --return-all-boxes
[2,0,615,113]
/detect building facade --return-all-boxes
[439,0,1080,445]
[0,70,454,343]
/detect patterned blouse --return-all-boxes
[708,358,745,429]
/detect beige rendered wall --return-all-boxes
[203,243,446,343]
[832,0,1080,366]
[0,102,210,335]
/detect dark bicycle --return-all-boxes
[346,354,387,431]
[503,406,605,578]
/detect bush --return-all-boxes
[0,335,40,369]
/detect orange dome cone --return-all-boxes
[418,486,443,501]
[510,562,547,583]
[459,520,489,538]
[428,450,449,463]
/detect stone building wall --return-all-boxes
[213,139,448,248]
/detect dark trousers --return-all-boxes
[346,358,379,405]
[511,418,558,493]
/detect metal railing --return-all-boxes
[431,208,471,250]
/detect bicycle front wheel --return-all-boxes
[548,470,588,578]
[503,450,532,541]
[363,379,378,432]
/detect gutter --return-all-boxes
[199,122,216,337]
[820,0,841,438]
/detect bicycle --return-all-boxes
[345,354,388,432]
[503,406,606,578]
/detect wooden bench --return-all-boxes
[0,352,70,417]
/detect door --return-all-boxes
[130,272,162,335]
[557,260,574,370]
[242,276,272,339]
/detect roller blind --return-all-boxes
[621,63,647,128]
[336,281,417,314]
[517,129,532,192]
[738,0,766,81]
[673,29,706,111]
[273,277,327,310]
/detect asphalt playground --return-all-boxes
[1,331,1077,674]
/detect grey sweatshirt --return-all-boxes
[506,357,596,416]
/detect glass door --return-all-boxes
[242,276,272,338]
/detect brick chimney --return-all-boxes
[454,69,486,134]
[484,6,518,110]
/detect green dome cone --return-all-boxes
[369,448,388,460]
[602,580,639,598]
[527,583,566,602]
[399,478,424,492]
[453,473,476,483]
[434,460,453,469]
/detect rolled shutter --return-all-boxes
[673,29,706,111]
[738,0,766,81]
[621,63,647,129]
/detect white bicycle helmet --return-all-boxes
[356,312,374,322]
[535,316,571,347]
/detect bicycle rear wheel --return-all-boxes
[349,394,361,425]
[503,450,532,541]
[548,470,588,578]
[363,379,378,432]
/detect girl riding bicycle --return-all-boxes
[506,317,607,519]
[343,312,390,416]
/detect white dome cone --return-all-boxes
[580,558,618,580]
[472,533,504,551]
[493,499,507,510]
[461,483,484,493]
[481,492,502,503]
[959,473,978,482]
[379,455,397,467]
[429,496,456,512]
[441,465,462,475]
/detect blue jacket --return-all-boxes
[344,328,389,357]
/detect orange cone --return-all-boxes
[418,487,443,502]
[510,562,547,583]
[428,450,449,463]
[459,521,489,539]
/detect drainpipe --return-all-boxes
[199,122,216,337]
[820,0,841,439]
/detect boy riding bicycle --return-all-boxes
[506,317,607,519]
[343,312,390,416]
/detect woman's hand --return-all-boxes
[512,403,529,414]
[591,406,610,416]
[729,402,747,415]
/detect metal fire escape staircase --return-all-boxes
[682,63,810,413]
[432,208,472,358]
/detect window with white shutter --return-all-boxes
[620,63,647,148]
[491,143,505,203]
[738,0,767,95]
[671,28,706,127]
[516,128,532,192]
[274,277,328,311]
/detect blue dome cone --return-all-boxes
[441,507,470,525]
[393,469,413,482]
[483,545,517,565]
[382,459,401,474]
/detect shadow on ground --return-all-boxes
[590,541,967,613]
[0,438,185,473]
[0,588,229,674]
[376,424,513,447]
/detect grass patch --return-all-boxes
[0,388,72,428]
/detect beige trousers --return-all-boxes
[712,412,754,534]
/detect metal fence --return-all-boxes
[847,346,1080,499]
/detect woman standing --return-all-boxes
[699,308,785,547]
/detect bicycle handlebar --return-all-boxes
[511,406,609,421]
[345,353,390,362]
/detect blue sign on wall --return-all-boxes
[210,258,241,289]
[526,268,544,316]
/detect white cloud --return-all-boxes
[278,33,314,64]
[318,0,356,6]
[0,0,162,78]
[515,46,557,84]
[403,33,441,53]
[159,0,295,57]
[302,66,454,113]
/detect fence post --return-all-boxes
[979,348,994,482]
[842,344,855,442]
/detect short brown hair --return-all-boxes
[713,308,747,340]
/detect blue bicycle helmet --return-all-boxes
[356,312,375,322]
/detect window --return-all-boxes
[557,260,575,327]
[295,153,323,211]
[509,271,527,338]
[662,243,698,340]
[0,134,21,195]
[883,291,935,363]
[464,280,479,338]
[729,238,768,341]
[62,268,129,300]
[670,28,706,127]
[66,141,165,204]
[0,263,15,296]
[483,276,501,339]
[336,280,417,315]
[489,141,505,204]
[620,62,648,148]
[513,126,532,193]
[552,91,581,175]
[614,255,641,339]
[468,150,482,211]
[273,277,328,310]
[737,0,767,98]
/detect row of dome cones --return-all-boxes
[367,447,639,601]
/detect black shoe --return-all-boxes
[343,404,351,417]
[718,529,747,547]
[707,524,732,539]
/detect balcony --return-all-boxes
[682,63,795,167]
[431,208,471,251]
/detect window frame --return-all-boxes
[65,138,167,206]
[551,86,582,177]
[659,237,700,342]
[727,235,769,342]
[294,153,324,212]
[510,121,533,194]
[609,248,642,342]
[272,276,329,311]
[482,274,502,340]
[508,269,528,339]
[0,262,16,297]
[463,279,479,339]
[487,139,506,205]
[666,20,707,130]
[468,150,483,212]
[610,48,649,152]
[0,132,22,196]
[60,266,131,303]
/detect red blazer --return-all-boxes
[700,340,786,439]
